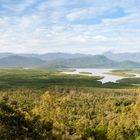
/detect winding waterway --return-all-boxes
[62,69,140,83]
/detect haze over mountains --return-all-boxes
[104,52,140,62]
[0,52,140,68]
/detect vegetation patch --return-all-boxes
[79,72,92,74]
[104,70,136,77]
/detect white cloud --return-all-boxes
[102,12,140,26]
[66,6,109,21]
[0,0,139,54]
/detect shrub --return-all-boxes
[114,98,123,106]
[123,99,132,106]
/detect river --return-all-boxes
[62,68,140,83]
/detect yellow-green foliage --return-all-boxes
[0,86,140,139]
[32,87,139,140]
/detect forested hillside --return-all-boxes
[0,87,140,140]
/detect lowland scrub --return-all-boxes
[0,87,140,140]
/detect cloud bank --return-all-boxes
[0,0,140,54]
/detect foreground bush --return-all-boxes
[0,87,140,139]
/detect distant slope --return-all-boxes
[0,52,140,68]
[0,53,14,59]
[116,60,140,68]
[20,53,87,61]
[104,51,140,62]
[40,53,87,61]
[0,55,46,68]
[46,55,140,68]
[46,55,116,68]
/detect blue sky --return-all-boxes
[0,0,140,54]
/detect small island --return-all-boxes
[104,70,136,77]
[61,69,76,72]
[79,72,92,74]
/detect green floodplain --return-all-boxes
[104,69,140,77]
[0,68,140,139]
[79,72,93,75]
[104,70,136,77]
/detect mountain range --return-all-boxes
[104,51,140,62]
[0,52,140,68]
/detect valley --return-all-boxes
[0,53,140,140]
[0,68,140,139]
[1,0,140,139]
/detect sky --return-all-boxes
[0,0,140,54]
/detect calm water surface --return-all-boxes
[62,69,140,83]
